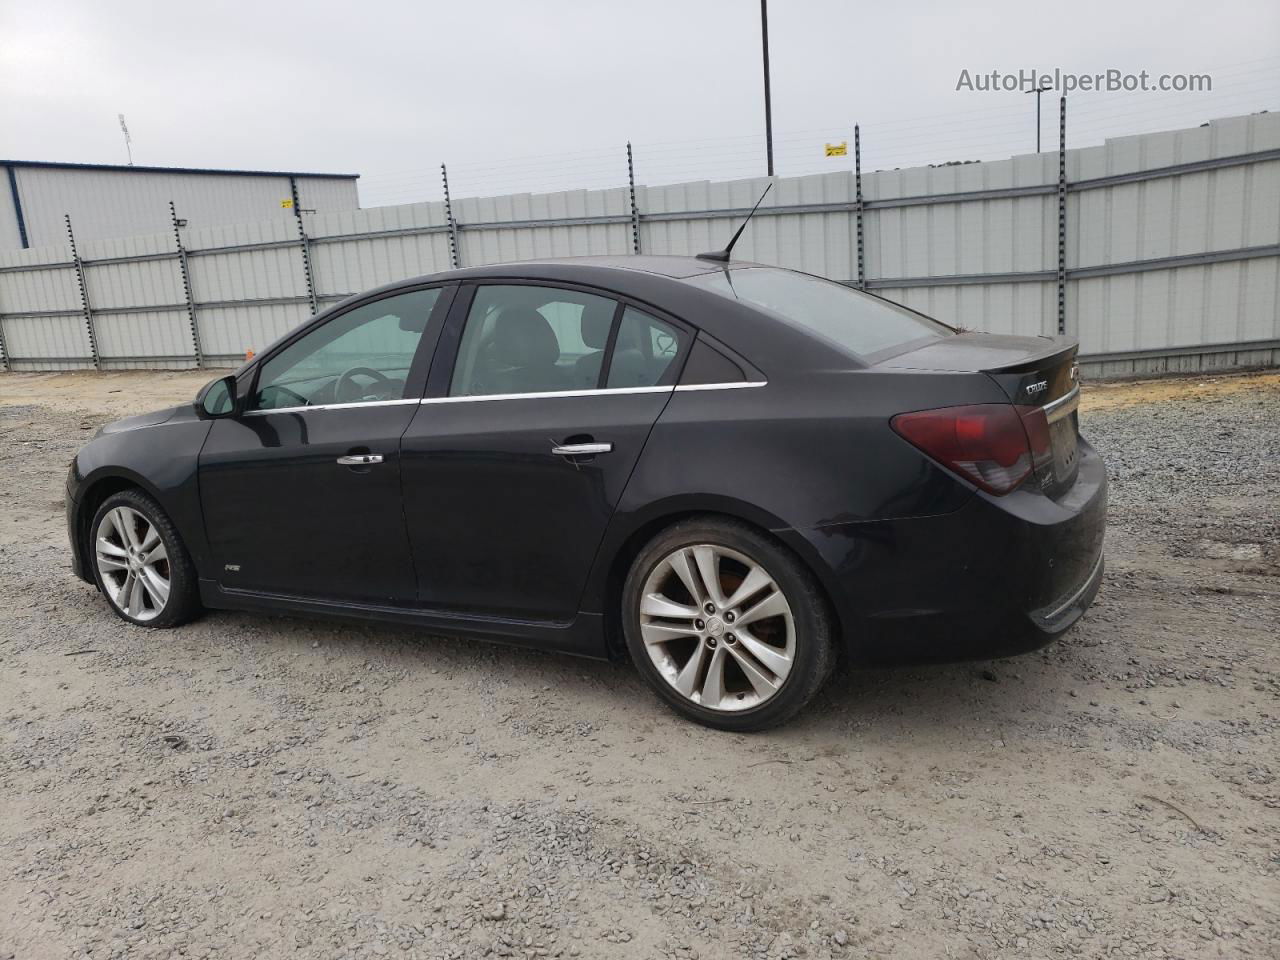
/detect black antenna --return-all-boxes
[696,182,773,263]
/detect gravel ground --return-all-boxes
[1,369,1277,960]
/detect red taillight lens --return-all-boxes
[891,403,1043,495]
[1018,405,1053,480]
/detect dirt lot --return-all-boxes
[1,369,1277,960]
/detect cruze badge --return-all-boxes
[1026,380,1048,397]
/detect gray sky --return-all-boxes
[3,0,1278,206]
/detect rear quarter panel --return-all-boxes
[581,368,1007,621]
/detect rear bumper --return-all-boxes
[799,435,1108,665]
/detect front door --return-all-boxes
[400,282,690,622]
[198,286,452,604]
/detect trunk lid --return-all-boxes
[880,333,1081,496]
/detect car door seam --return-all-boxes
[570,385,682,620]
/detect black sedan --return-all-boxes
[66,255,1106,730]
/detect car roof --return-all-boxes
[446,254,762,280]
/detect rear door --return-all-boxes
[400,281,690,622]
[198,285,454,604]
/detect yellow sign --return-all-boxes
[825,142,848,157]
[280,198,294,209]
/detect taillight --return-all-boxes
[1018,405,1053,481]
[891,403,1048,495]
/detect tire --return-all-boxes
[89,489,202,628]
[622,518,835,731]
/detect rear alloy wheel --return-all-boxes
[90,490,200,628]
[623,519,834,731]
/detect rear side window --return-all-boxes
[605,307,687,389]
[679,338,747,385]
[450,285,618,396]
[686,267,952,358]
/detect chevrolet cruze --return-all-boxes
[66,256,1106,730]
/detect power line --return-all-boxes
[357,57,1276,206]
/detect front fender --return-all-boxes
[70,416,214,577]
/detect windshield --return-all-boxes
[686,267,952,358]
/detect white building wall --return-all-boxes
[2,164,358,250]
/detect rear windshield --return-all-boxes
[686,267,952,358]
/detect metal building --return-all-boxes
[0,160,360,250]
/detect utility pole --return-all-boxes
[760,0,774,176]
[1027,81,1052,152]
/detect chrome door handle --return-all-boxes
[551,442,612,457]
[337,454,384,466]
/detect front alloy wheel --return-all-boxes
[89,489,200,628]
[96,505,170,621]
[623,519,834,731]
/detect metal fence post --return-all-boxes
[854,124,865,290]
[1057,97,1068,336]
[289,176,319,315]
[170,201,203,367]
[441,163,461,268]
[627,142,641,255]
[65,214,100,369]
[0,241,9,372]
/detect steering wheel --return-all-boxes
[334,366,393,403]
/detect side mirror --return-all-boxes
[196,374,238,418]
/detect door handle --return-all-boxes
[337,454,384,466]
[551,442,612,457]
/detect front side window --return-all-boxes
[605,307,687,388]
[252,289,440,411]
[449,285,618,397]
[686,267,952,359]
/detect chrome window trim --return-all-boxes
[418,381,768,405]
[1042,385,1081,423]
[674,381,769,392]
[243,398,421,417]
[240,381,770,414]
[421,385,672,405]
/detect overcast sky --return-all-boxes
[3,0,1277,206]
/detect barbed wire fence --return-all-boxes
[358,54,1279,205]
[0,54,1277,375]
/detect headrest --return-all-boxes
[487,308,560,367]
[580,300,614,349]
[396,289,438,332]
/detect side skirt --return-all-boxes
[197,580,608,659]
